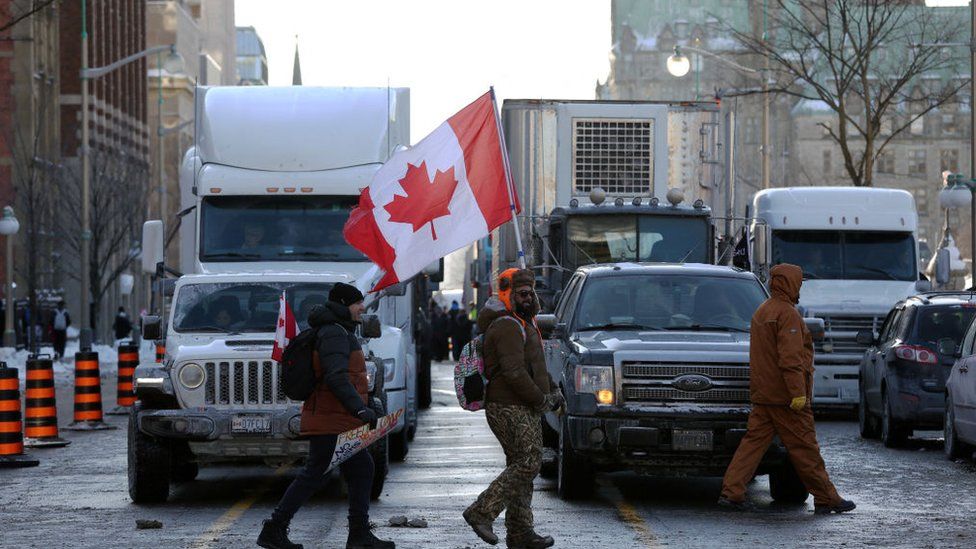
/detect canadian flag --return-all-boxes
[272,291,299,362]
[344,91,519,291]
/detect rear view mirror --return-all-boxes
[938,338,958,358]
[423,259,444,283]
[142,315,163,341]
[536,314,556,338]
[804,317,825,341]
[935,248,951,285]
[383,282,407,297]
[142,220,164,274]
[360,314,381,339]
[856,330,877,346]
[915,279,932,293]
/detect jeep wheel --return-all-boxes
[557,418,594,500]
[769,459,808,504]
[389,427,409,462]
[945,394,971,460]
[127,403,171,503]
[881,390,909,448]
[858,385,880,439]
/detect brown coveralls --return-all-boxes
[721,264,843,507]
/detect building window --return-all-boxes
[941,149,959,173]
[943,114,958,135]
[908,149,927,176]
[910,115,924,135]
[876,150,894,174]
[742,116,759,144]
[822,149,832,175]
[916,187,929,214]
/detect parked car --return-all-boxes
[857,292,976,448]
[944,307,976,460]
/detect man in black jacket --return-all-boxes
[258,283,394,549]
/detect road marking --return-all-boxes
[189,464,292,549]
[600,478,663,549]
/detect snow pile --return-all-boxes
[0,339,158,383]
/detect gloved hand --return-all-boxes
[356,407,378,429]
[790,396,807,412]
[549,391,565,412]
[536,391,564,413]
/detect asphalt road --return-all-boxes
[2,361,975,548]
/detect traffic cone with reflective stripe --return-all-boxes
[23,355,70,448]
[0,363,40,468]
[155,341,165,363]
[107,344,138,415]
[65,351,115,431]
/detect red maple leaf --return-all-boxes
[385,161,459,240]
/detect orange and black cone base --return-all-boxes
[0,363,40,468]
[23,355,70,448]
[65,351,115,431]
[107,344,138,415]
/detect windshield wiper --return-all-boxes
[662,324,749,333]
[803,272,820,279]
[204,252,261,260]
[277,251,341,259]
[180,325,242,335]
[578,323,663,332]
[849,265,898,280]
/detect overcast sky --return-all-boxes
[235,0,612,142]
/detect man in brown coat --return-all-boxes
[719,264,855,514]
[464,268,563,549]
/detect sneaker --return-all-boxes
[506,531,555,549]
[717,496,755,512]
[462,507,498,545]
[814,499,856,515]
[257,519,303,549]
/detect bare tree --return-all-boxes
[730,0,969,187]
[55,149,149,341]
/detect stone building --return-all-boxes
[236,26,268,86]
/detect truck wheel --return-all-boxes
[858,384,880,439]
[368,396,389,501]
[881,390,908,448]
[127,403,171,503]
[172,462,199,483]
[557,418,594,500]
[541,416,559,449]
[418,354,432,409]
[769,459,808,504]
[945,395,971,460]
[389,427,409,462]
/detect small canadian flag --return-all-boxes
[272,291,299,362]
[344,90,519,292]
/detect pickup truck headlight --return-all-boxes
[575,365,614,405]
[178,362,205,390]
[365,360,378,392]
[383,358,396,384]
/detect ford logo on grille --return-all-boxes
[674,374,712,392]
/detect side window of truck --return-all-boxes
[556,275,584,325]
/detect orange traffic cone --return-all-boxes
[107,344,138,415]
[23,355,70,448]
[64,351,115,431]
[0,363,40,468]
[155,341,165,363]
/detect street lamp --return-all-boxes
[79,0,184,349]
[666,46,691,77]
[0,207,20,348]
[939,173,976,283]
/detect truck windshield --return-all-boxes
[573,274,767,333]
[173,282,335,333]
[200,196,365,262]
[566,214,709,267]
[771,230,916,281]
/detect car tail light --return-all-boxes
[893,345,937,364]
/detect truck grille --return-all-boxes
[623,362,749,381]
[815,315,882,361]
[623,386,750,403]
[203,361,292,406]
[621,361,750,404]
[572,118,653,195]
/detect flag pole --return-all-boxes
[489,86,526,270]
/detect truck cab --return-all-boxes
[751,187,929,409]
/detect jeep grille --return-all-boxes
[203,361,293,406]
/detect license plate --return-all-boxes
[672,429,713,451]
[231,414,272,434]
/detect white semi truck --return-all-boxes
[750,187,930,409]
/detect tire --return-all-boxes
[556,418,594,500]
[368,396,389,501]
[172,462,199,483]
[389,427,409,462]
[769,459,809,504]
[881,390,909,448]
[418,353,432,409]
[541,416,559,449]
[945,394,971,460]
[127,403,172,503]
[858,384,880,439]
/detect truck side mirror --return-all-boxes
[856,330,877,346]
[423,259,444,283]
[536,314,556,338]
[360,314,382,339]
[142,315,163,341]
[935,248,951,285]
[804,317,825,341]
[142,220,164,274]
[383,282,407,297]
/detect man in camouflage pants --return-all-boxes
[463,269,563,549]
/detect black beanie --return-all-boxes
[329,282,365,307]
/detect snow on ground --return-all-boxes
[0,338,158,383]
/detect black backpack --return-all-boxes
[280,326,323,401]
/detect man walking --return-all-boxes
[463,268,563,549]
[113,306,132,342]
[51,301,70,360]
[258,283,394,549]
[719,264,855,514]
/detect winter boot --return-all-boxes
[257,519,304,549]
[717,496,756,512]
[462,506,498,545]
[506,531,555,549]
[814,499,856,515]
[346,520,395,549]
